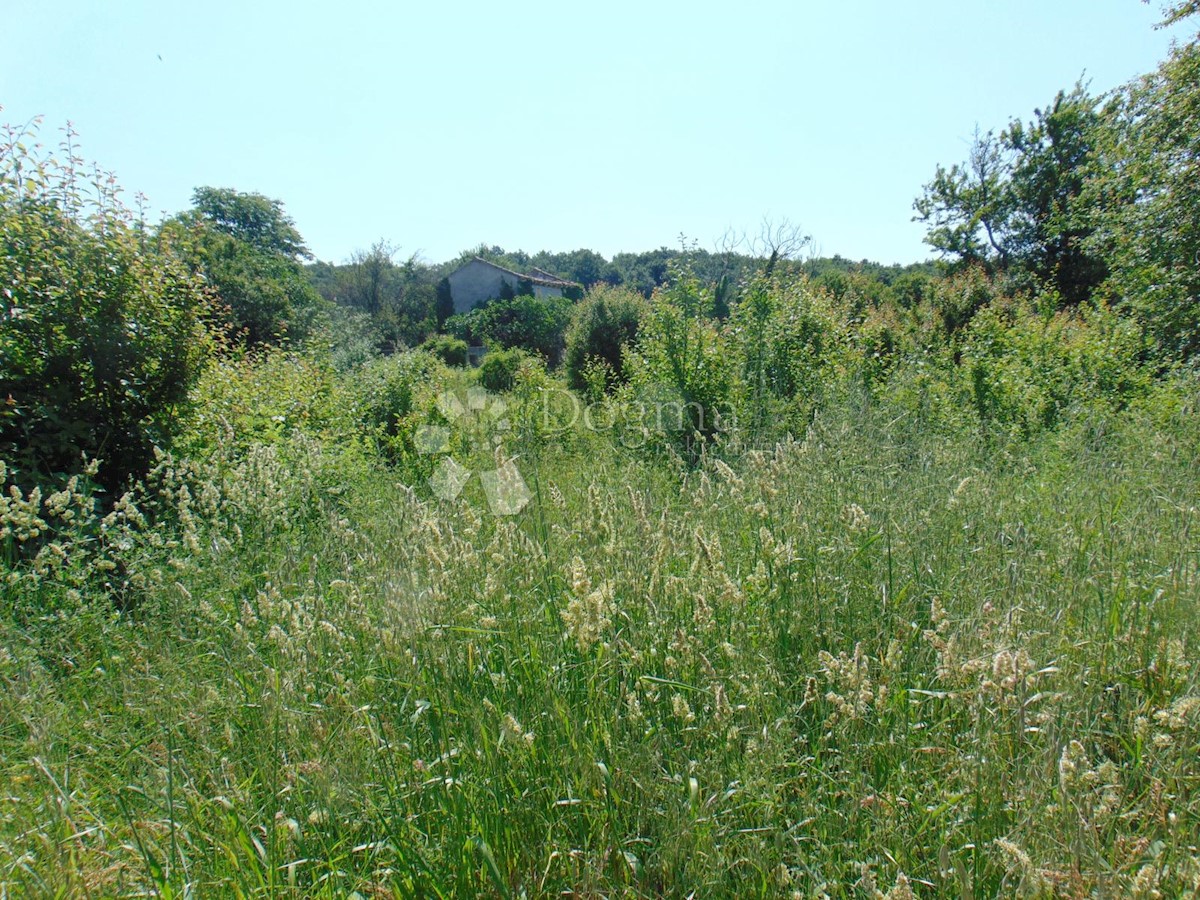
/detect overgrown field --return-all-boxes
[2,343,1198,897]
[6,6,1200,894]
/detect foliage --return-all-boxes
[927,265,1002,335]
[347,351,441,437]
[376,282,435,350]
[190,186,311,259]
[1004,86,1108,304]
[442,243,935,309]
[627,265,736,455]
[435,276,454,329]
[914,86,1108,305]
[0,119,211,496]
[532,247,614,287]
[196,230,323,346]
[170,187,325,347]
[469,293,572,364]
[318,305,384,372]
[421,334,469,367]
[563,284,647,395]
[477,347,533,393]
[326,242,438,348]
[731,274,844,438]
[178,348,339,456]
[442,311,479,346]
[913,127,1012,270]
[344,351,445,464]
[339,240,392,316]
[1088,22,1200,359]
[959,298,1154,435]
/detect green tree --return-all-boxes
[914,88,1106,305]
[0,120,211,494]
[531,248,615,287]
[171,187,324,346]
[913,127,1013,271]
[190,186,311,259]
[435,277,455,329]
[610,248,675,296]
[378,281,436,349]
[472,294,572,364]
[1087,7,1200,358]
[564,285,647,393]
[344,239,397,316]
[1005,86,1107,304]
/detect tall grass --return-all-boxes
[1,355,1198,897]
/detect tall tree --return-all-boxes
[190,186,311,259]
[914,88,1106,305]
[435,277,455,330]
[913,128,1013,272]
[171,188,324,346]
[1006,86,1107,304]
[344,240,397,316]
[1087,5,1200,357]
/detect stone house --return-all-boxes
[446,257,579,315]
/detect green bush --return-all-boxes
[473,294,572,364]
[178,348,338,456]
[728,274,846,440]
[928,265,998,335]
[320,306,383,372]
[960,298,1153,435]
[564,284,646,395]
[627,266,735,456]
[421,334,469,367]
[0,120,212,495]
[350,352,442,435]
[443,312,479,346]
[478,348,532,393]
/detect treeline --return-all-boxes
[307,0,1200,369]
[1,0,1198,501]
[304,238,938,354]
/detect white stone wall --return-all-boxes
[447,259,564,313]
[447,260,516,314]
[532,283,564,300]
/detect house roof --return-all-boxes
[461,257,580,289]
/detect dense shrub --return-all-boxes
[421,334,469,367]
[0,120,212,495]
[564,284,646,395]
[468,294,572,364]
[178,348,338,455]
[928,265,999,335]
[478,348,533,393]
[960,298,1153,435]
[627,267,736,455]
[730,275,845,438]
[320,306,383,371]
[348,352,443,441]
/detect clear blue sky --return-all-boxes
[1,1,1186,266]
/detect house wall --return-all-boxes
[532,283,565,300]
[447,259,564,313]
[447,260,516,314]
